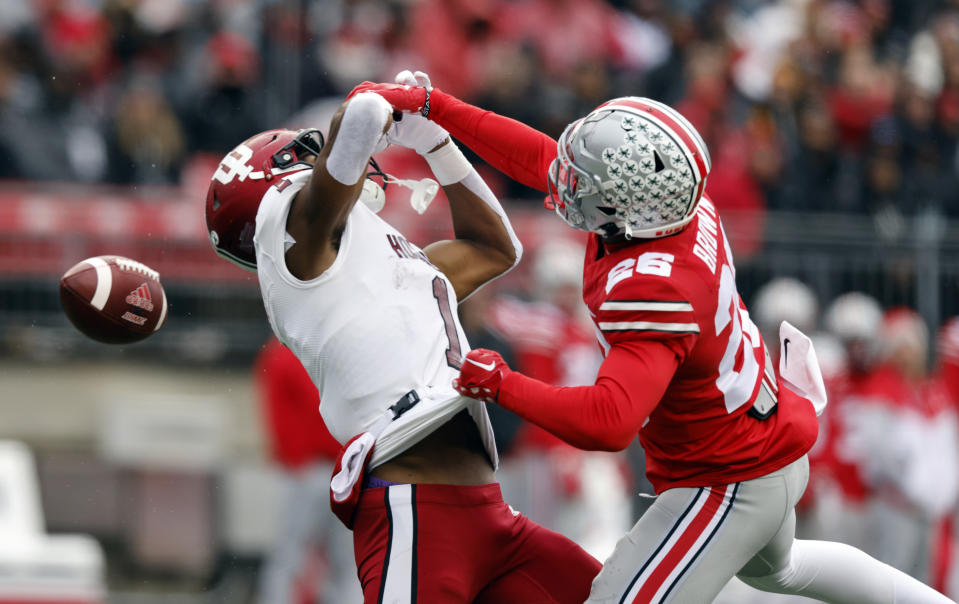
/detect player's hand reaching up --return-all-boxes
[386,113,449,155]
[348,81,429,116]
[349,71,445,154]
[454,349,513,403]
[394,69,432,92]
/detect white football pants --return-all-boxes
[586,456,955,604]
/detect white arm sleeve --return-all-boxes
[326,92,391,185]
[424,141,522,272]
[460,169,523,272]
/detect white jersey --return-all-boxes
[253,170,497,469]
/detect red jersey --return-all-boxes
[816,366,894,501]
[582,197,818,490]
[421,90,818,492]
[255,338,342,468]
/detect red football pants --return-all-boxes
[352,482,601,603]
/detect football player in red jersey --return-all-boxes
[352,73,955,603]
[253,337,362,604]
[933,317,959,598]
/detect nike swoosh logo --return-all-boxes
[466,358,497,372]
[783,338,790,366]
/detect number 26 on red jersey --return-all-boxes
[715,262,762,414]
[600,250,762,415]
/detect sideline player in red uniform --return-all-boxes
[205,90,600,602]
[254,337,362,604]
[352,73,955,603]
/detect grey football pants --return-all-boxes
[586,456,954,604]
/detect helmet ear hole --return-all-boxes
[597,206,617,216]
[276,152,294,167]
[212,192,221,211]
[653,150,666,172]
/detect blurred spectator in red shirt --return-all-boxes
[831,308,959,583]
[256,337,340,467]
[254,338,361,604]
[937,318,959,406]
[811,292,885,550]
[829,44,895,152]
[37,0,115,90]
[704,105,776,259]
[496,0,622,79]
[406,0,505,100]
[931,317,959,598]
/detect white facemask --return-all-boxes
[359,174,440,215]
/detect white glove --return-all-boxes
[395,69,433,91]
[386,113,449,156]
[385,69,447,155]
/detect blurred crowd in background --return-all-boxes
[2,0,959,220]
[748,278,959,598]
[2,0,959,602]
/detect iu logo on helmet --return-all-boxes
[212,144,256,184]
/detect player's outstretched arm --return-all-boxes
[421,143,523,300]
[427,89,557,193]
[285,92,392,280]
[351,75,558,193]
[455,341,680,451]
[376,100,522,300]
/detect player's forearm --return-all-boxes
[441,171,522,268]
[494,339,678,451]
[305,93,392,227]
[425,143,522,273]
[428,89,558,192]
[497,374,644,451]
[324,92,391,185]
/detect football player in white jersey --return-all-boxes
[205,90,600,603]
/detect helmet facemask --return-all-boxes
[269,129,325,174]
[548,121,594,225]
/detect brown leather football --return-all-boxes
[59,255,169,344]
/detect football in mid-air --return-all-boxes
[59,255,169,344]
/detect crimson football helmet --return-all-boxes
[205,129,324,271]
[546,97,711,240]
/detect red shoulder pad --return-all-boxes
[597,267,700,355]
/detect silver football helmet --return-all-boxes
[547,97,711,239]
